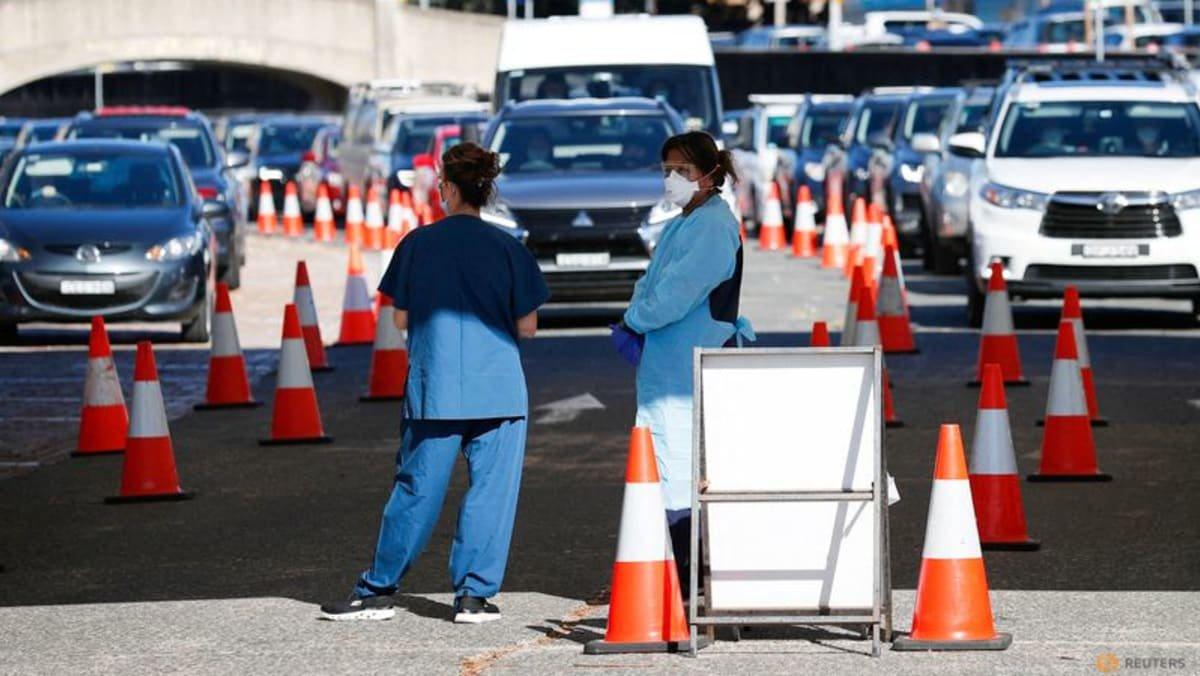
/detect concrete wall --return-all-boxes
[0,0,504,96]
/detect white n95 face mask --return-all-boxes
[663,171,699,208]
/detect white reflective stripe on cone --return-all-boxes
[851,221,867,246]
[258,193,275,215]
[283,195,300,217]
[840,302,858,346]
[346,199,363,223]
[1071,318,1091,367]
[379,248,394,272]
[1047,359,1087,416]
[614,483,673,563]
[981,290,1015,336]
[294,287,319,327]
[921,479,983,560]
[343,276,372,311]
[824,215,848,243]
[388,203,403,230]
[374,306,406,350]
[128,381,169,439]
[866,224,882,258]
[970,409,1018,475]
[854,320,880,348]
[278,338,314,389]
[366,201,383,227]
[794,203,815,231]
[83,357,125,407]
[315,198,333,221]
[210,312,242,358]
[878,276,905,316]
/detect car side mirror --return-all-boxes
[911,132,942,155]
[201,199,227,219]
[948,131,986,158]
[224,151,249,169]
[867,131,894,151]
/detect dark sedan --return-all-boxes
[481,98,682,302]
[0,141,216,343]
[249,115,338,218]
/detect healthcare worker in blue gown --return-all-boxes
[612,131,754,590]
[321,142,549,624]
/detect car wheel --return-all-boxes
[180,298,211,343]
[930,238,960,275]
[921,215,938,271]
[0,322,17,345]
[965,249,984,328]
[220,241,242,290]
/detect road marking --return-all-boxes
[534,393,605,425]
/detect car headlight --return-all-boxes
[1171,188,1200,211]
[0,238,31,263]
[980,181,1048,211]
[638,200,680,250]
[481,203,518,229]
[258,167,283,181]
[899,163,924,184]
[396,169,416,188]
[804,162,826,182]
[146,234,202,261]
[944,171,969,198]
[854,166,870,181]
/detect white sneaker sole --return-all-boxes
[454,612,502,624]
[320,608,396,622]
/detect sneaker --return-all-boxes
[319,594,396,621]
[453,596,501,624]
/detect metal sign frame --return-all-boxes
[689,346,892,657]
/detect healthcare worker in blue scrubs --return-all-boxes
[613,131,754,590]
[321,143,549,624]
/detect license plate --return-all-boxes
[60,279,115,295]
[1077,243,1142,259]
[556,252,611,268]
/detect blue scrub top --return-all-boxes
[379,215,549,420]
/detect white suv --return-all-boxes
[953,59,1200,326]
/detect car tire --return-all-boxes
[0,322,17,345]
[181,298,211,344]
[220,241,242,291]
[965,251,984,329]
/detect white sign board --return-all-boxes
[696,349,883,613]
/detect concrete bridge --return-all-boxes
[0,0,505,95]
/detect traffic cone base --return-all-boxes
[892,559,1013,651]
[73,405,126,456]
[259,388,333,446]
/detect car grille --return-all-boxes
[514,207,651,260]
[1040,193,1181,239]
[1025,264,1198,282]
[43,243,133,257]
[17,270,159,312]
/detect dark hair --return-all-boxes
[441,142,501,208]
[660,131,738,189]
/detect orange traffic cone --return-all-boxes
[336,245,377,345]
[878,243,917,354]
[256,181,277,235]
[260,304,333,446]
[74,316,127,456]
[1061,286,1106,426]
[845,197,868,278]
[281,181,303,237]
[970,364,1039,550]
[758,182,787,251]
[971,261,1028,387]
[810,320,830,347]
[854,284,902,428]
[364,185,385,251]
[790,185,818,258]
[585,428,702,655]
[195,283,261,410]
[858,203,884,285]
[294,262,333,372]
[1028,321,1110,482]
[313,183,336,243]
[105,341,192,503]
[361,295,409,402]
[399,189,419,238]
[841,264,865,346]
[385,188,404,249]
[344,184,364,246]
[892,424,1012,651]
[820,181,850,270]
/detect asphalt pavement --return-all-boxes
[1,234,1198,674]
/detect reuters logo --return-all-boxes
[1096,653,1120,672]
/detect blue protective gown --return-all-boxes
[624,194,755,511]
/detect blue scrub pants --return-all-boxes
[355,417,526,600]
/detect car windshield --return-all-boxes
[953,102,990,134]
[4,151,181,209]
[1041,19,1087,43]
[489,114,673,174]
[855,101,901,144]
[259,124,321,155]
[0,123,22,140]
[499,65,719,135]
[902,98,952,140]
[29,123,62,142]
[799,109,845,148]
[766,115,792,147]
[996,101,1200,158]
[70,122,214,168]
[388,117,461,156]
[225,123,257,153]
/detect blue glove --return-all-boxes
[610,322,644,366]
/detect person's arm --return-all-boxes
[517,310,537,339]
[393,309,408,331]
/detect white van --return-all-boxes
[494,15,723,137]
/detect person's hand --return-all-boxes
[609,322,644,366]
